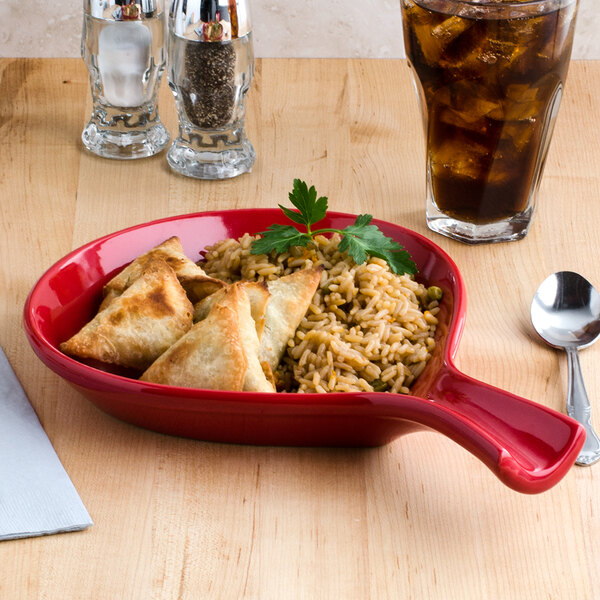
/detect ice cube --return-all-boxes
[469,95,504,120]
[438,30,504,76]
[503,99,543,121]
[486,37,528,68]
[432,16,472,45]
[506,14,546,41]
[505,83,538,103]
[439,80,505,121]
[438,107,487,132]
[414,15,473,66]
[501,121,535,152]
[431,137,489,181]
[486,162,515,186]
[437,101,501,134]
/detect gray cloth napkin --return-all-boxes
[0,346,93,541]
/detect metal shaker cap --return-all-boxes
[84,0,162,19]
[141,0,157,16]
[169,0,252,40]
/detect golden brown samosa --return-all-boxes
[140,304,247,391]
[141,282,275,392]
[193,281,270,339]
[216,283,274,393]
[60,258,194,370]
[260,269,321,370]
[100,236,224,310]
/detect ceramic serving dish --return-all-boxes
[23,209,585,493]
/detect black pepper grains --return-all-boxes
[182,40,236,129]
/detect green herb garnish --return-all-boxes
[250,179,417,276]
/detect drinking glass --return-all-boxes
[81,0,170,160]
[166,0,255,180]
[401,0,579,244]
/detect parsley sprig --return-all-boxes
[250,179,417,276]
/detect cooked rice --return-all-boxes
[201,233,439,394]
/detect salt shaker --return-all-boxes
[166,0,255,179]
[81,0,170,159]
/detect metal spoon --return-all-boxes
[531,271,600,466]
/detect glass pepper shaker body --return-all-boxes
[81,0,170,159]
[166,0,255,179]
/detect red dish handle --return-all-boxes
[419,363,585,493]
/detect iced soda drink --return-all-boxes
[401,0,579,243]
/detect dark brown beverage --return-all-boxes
[401,0,578,228]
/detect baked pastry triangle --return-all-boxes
[140,303,247,391]
[141,282,275,392]
[260,269,321,371]
[193,280,270,339]
[60,258,194,370]
[100,236,224,310]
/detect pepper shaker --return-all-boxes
[166,0,255,179]
[81,0,170,159]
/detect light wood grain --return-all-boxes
[0,58,599,600]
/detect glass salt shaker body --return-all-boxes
[81,0,170,159]
[167,0,255,179]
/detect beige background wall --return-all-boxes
[0,0,597,59]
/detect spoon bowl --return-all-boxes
[531,271,600,466]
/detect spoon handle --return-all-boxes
[566,347,600,466]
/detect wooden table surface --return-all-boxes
[1,57,599,599]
